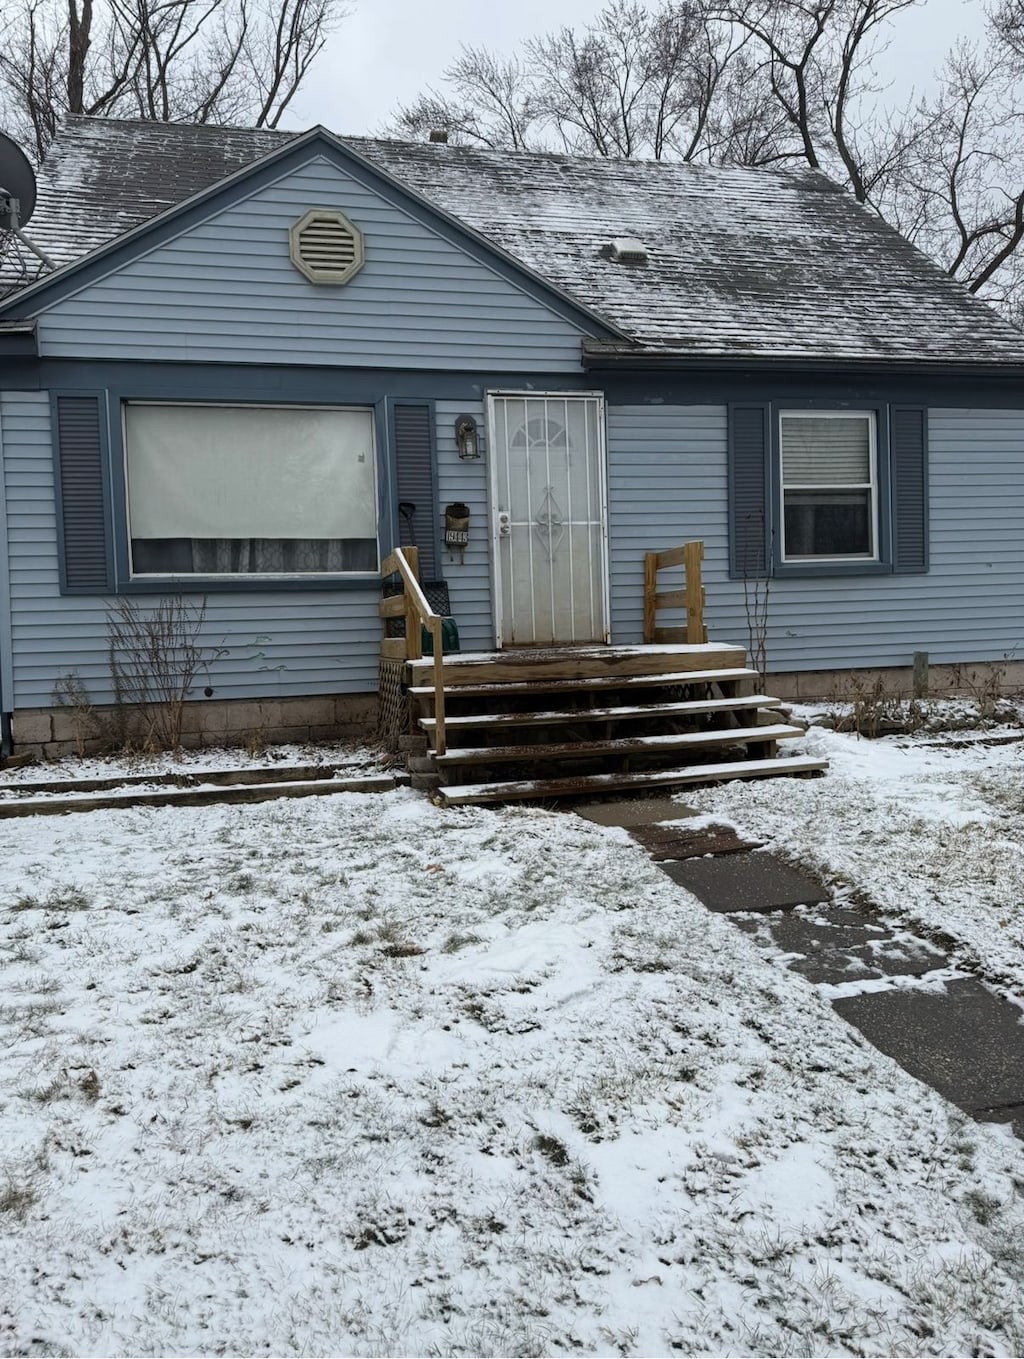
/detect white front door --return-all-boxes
[489,393,609,647]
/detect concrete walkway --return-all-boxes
[577,798,1024,1142]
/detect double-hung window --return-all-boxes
[779,411,878,562]
[123,402,378,577]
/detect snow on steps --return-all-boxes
[404,643,827,807]
[434,756,828,807]
[419,693,783,731]
[434,724,804,767]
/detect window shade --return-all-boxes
[125,404,376,540]
[780,416,871,485]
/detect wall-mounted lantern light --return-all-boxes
[455,413,480,460]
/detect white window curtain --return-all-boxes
[125,403,378,575]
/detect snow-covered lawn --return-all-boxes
[1,733,1024,1357]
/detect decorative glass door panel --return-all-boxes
[489,394,609,646]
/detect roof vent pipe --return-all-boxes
[429,129,449,143]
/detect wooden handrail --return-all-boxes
[379,546,447,756]
[643,541,707,645]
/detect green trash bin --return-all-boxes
[420,616,460,656]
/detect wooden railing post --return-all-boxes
[429,619,446,756]
[379,544,446,758]
[403,546,422,661]
[683,540,707,644]
[643,551,658,645]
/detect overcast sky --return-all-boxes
[285,0,983,138]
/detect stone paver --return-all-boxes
[658,851,829,912]
[734,900,885,947]
[735,904,949,985]
[575,798,698,828]
[628,821,761,860]
[833,979,1024,1117]
[846,937,950,979]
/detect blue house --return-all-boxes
[0,117,1022,797]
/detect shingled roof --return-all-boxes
[7,114,1024,366]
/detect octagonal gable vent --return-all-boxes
[289,208,364,285]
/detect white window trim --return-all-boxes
[121,400,379,581]
[778,409,879,564]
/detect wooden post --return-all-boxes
[430,618,446,756]
[403,547,421,661]
[643,552,658,644]
[683,540,706,644]
[913,651,929,699]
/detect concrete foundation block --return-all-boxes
[11,691,378,760]
[398,735,429,753]
[768,659,1024,703]
[407,755,439,774]
[13,711,54,745]
[410,773,442,792]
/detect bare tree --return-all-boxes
[0,0,349,162]
[394,0,756,163]
[393,48,540,150]
[706,0,922,192]
[990,0,1024,61]
[892,40,1024,309]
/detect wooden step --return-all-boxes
[408,667,760,702]
[419,694,781,732]
[434,724,802,767]
[407,644,746,686]
[434,756,829,806]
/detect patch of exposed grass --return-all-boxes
[0,1178,38,1219]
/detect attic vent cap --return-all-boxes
[429,129,449,143]
[608,236,649,264]
[289,208,364,285]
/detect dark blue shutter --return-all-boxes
[891,408,928,573]
[729,404,770,577]
[393,402,439,580]
[55,394,112,593]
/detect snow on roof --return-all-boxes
[6,114,1024,366]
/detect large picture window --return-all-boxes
[124,403,378,576]
[779,411,877,561]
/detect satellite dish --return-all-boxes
[0,131,37,229]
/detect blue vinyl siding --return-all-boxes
[34,155,587,371]
[0,391,382,708]
[607,404,1024,671]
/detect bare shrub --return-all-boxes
[949,654,1017,722]
[51,671,99,755]
[827,673,925,738]
[741,516,772,684]
[107,596,210,752]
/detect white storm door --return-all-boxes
[489,393,609,647]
